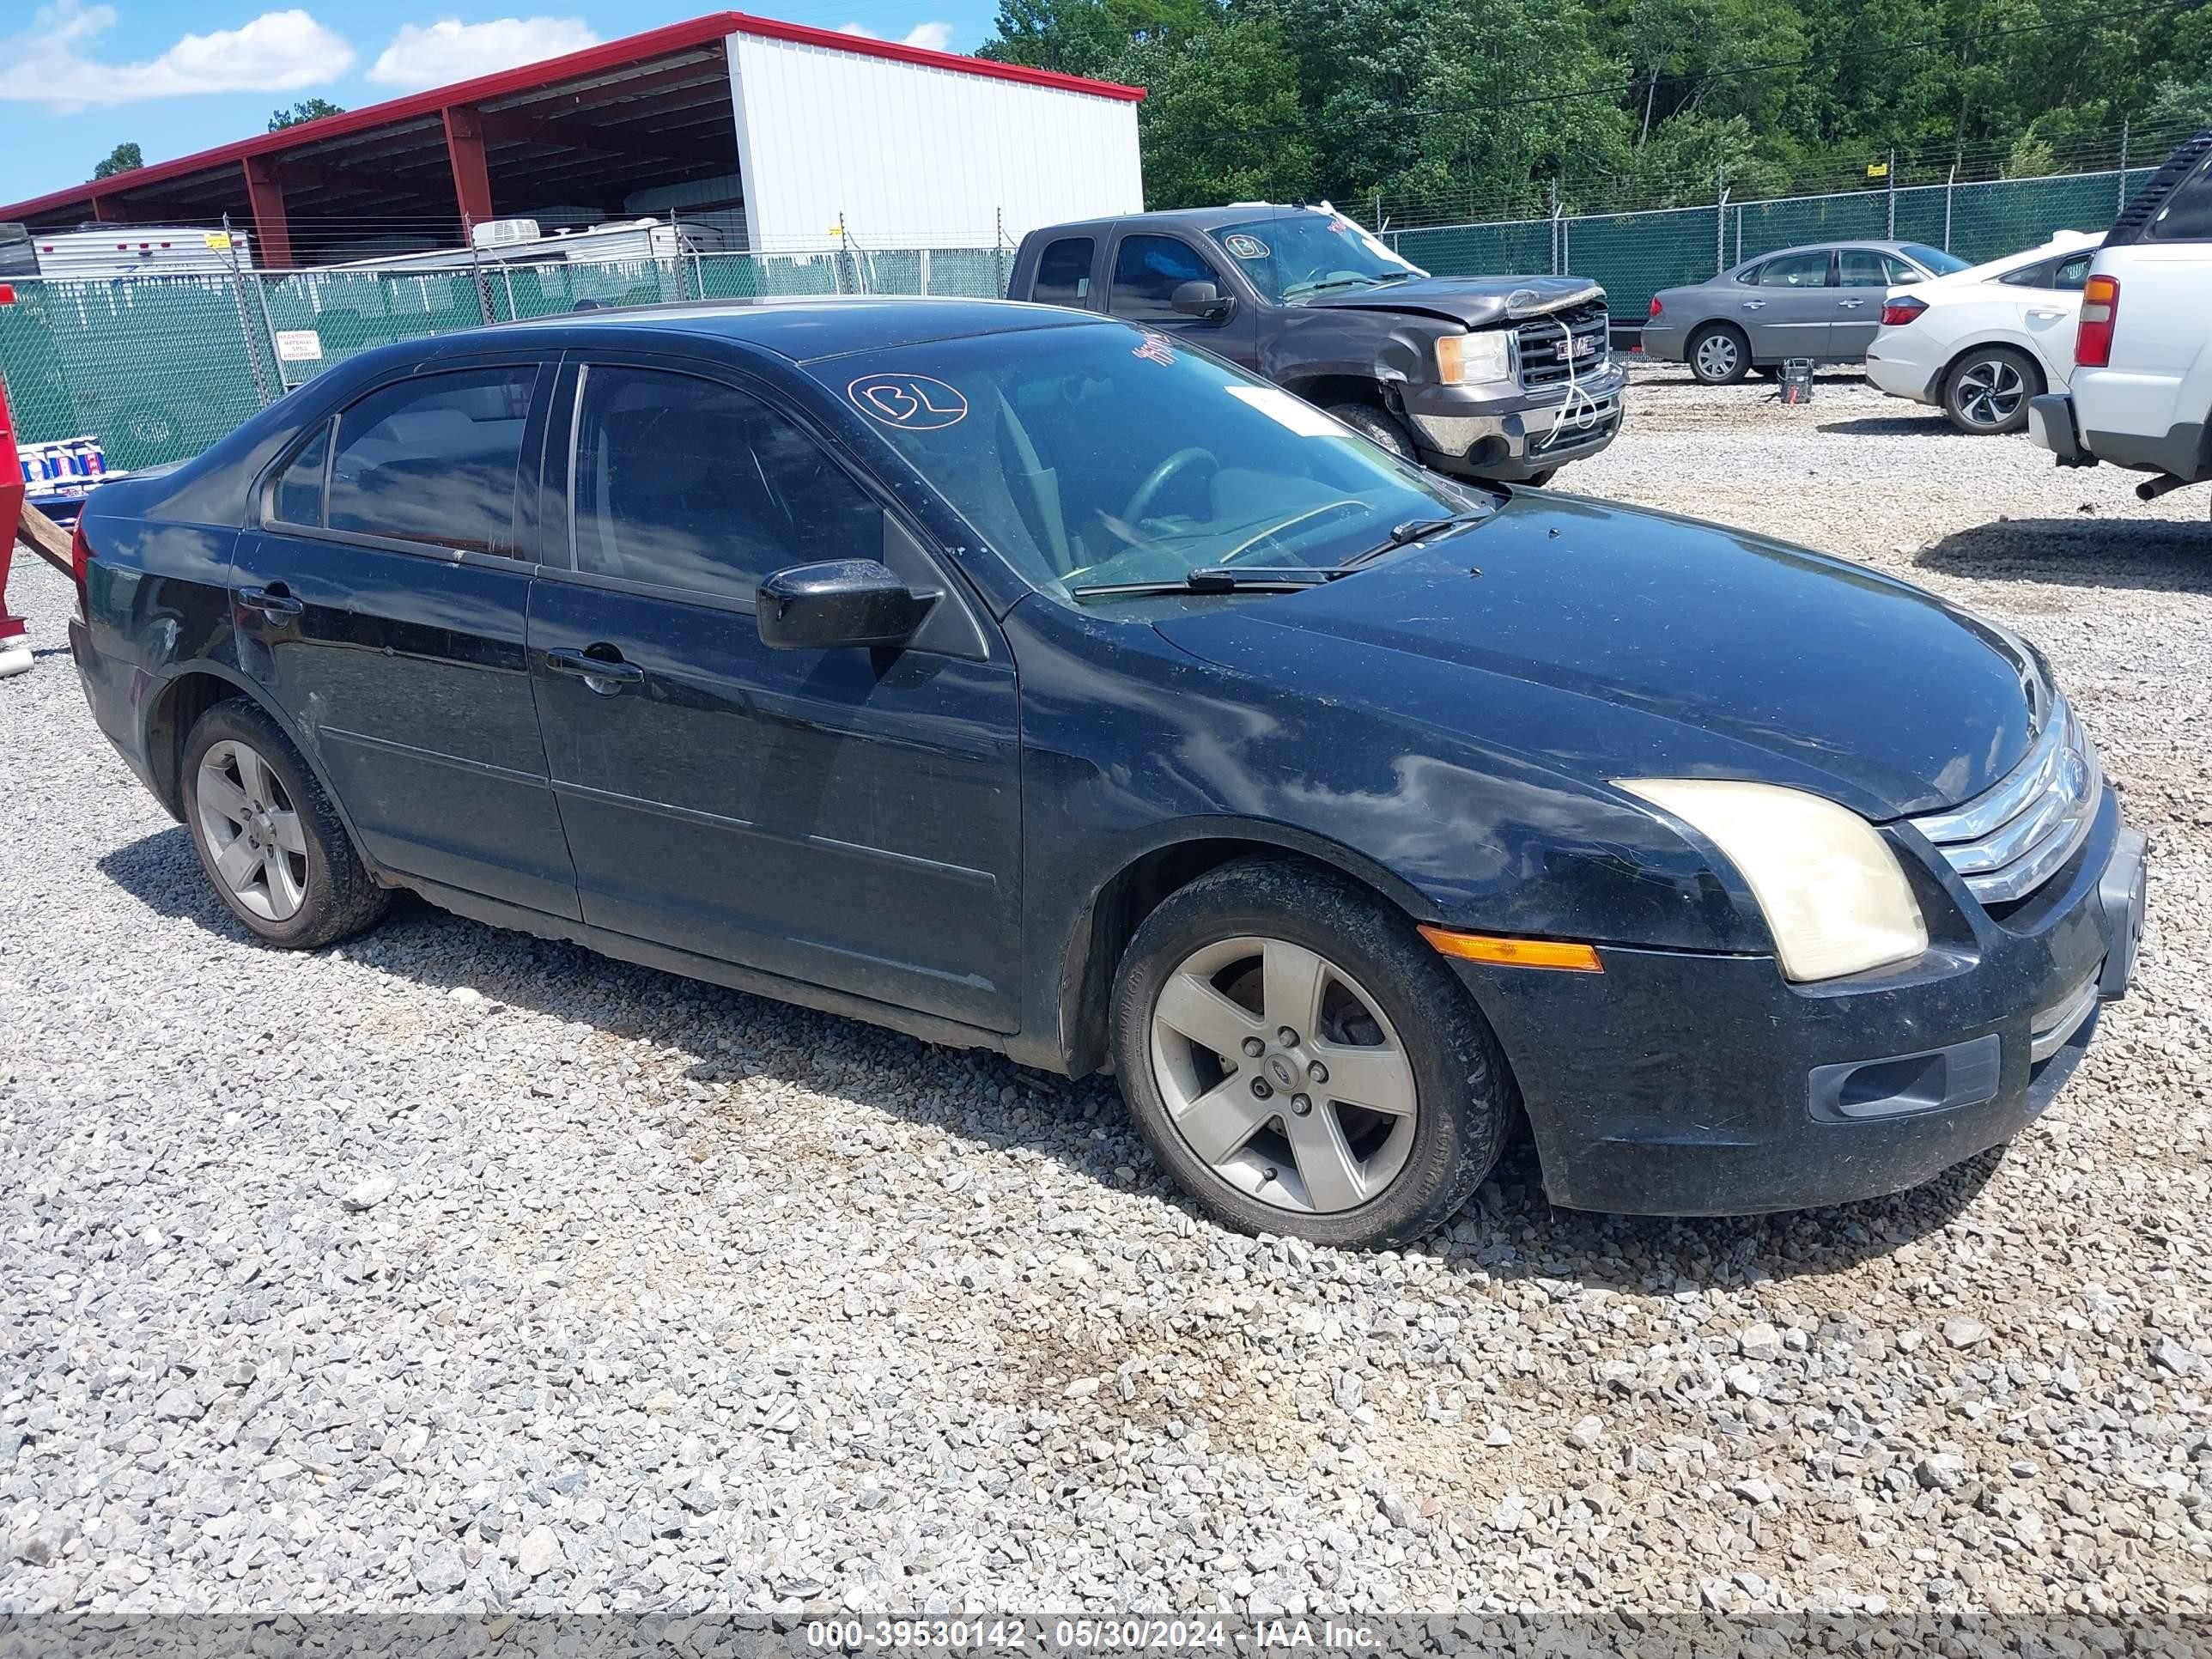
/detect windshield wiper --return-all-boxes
[1340,511,1491,566]
[1072,565,1355,600]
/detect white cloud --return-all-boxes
[0,0,354,111]
[836,20,957,52]
[368,15,599,88]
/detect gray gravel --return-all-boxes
[3,366,2211,1620]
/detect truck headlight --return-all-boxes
[1436,331,1512,386]
[1618,780,1928,982]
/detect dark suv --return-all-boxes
[68,299,2144,1249]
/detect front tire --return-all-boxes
[183,699,390,949]
[1943,344,2039,434]
[1327,401,1419,462]
[1109,859,1516,1249]
[1688,325,1751,386]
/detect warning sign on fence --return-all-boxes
[273,330,323,362]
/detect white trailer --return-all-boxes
[331,216,723,273]
[11,225,250,278]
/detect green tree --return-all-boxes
[91,142,142,181]
[269,98,345,131]
[1132,15,1316,205]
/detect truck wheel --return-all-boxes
[1110,858,1516,1249]
[1943,345,2039,434]
[1688,325,1751,386]
[1328,402,1419,462]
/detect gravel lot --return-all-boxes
[3,364,2210,1621]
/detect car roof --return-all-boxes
[1031,204,1332,238]
[489,295,1098,364]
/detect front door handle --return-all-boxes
[546,645,645,694]
[238,583,303,619]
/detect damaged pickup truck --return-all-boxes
[1006,204,1624,484]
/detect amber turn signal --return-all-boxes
[1416,926,1603,973]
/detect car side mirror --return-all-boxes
[756,559,933,651]
[1171,280,1234,321]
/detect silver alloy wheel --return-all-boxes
[1694,332,1740,380]
[1147,935,1419,1215]
[1954,356,2026,428]
[195,739,308,921]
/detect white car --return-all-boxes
[1864,230,2101,434]
[2031,128,2212,499]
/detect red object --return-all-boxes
[70,518,91,605]
[1880,296,1928,327]
[0,11,1146,230]
[0,284,13,305]
[0,374,26,647]
[1647,296,1662,319]
[2075,274,2120,368]
[442,106,496,236]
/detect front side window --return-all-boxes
[328,367,536,553]
[1756,251,1833,288]
[1899,243,1972,275]
[1837,250,1894,287]
[813,321,1486,603]
[569,365,881,602]
[1031,238,1095,307]
[1109,236,1227,323]
[270,420,330,527]
[1207,210,1424,303]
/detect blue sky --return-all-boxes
[1,0,1001,203]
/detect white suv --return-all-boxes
[2030,129,2212,499]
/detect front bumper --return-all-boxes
[1449,794,2147,1216]
[1400,361,1629,480]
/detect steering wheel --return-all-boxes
[1122,447,1218,524]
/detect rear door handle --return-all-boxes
[1837,299,1866,308]
[1741,301,1767,310]
[2029,308,2065,319]
[546,645,645,693]
[238,583,303,619]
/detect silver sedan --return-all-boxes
[1643,240,1972,384]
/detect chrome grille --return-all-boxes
[1515,301,1610,390]
[1910,696,2101,905]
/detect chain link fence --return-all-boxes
[1391,164,2160,324]
[0,245,1003,473]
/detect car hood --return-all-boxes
[1152,491,2041,820]
[1305,275,1602,327]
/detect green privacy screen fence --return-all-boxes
[1389,164,2160,323]
[0,246,1005,473]
[0,164,2160,473]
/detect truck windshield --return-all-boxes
[1208,211,1426,303]
[816,320,1484,603]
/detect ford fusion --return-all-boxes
[67,299,2147,1249]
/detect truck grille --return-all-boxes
[1515,301,1611,390]
[1908,696,2101,906]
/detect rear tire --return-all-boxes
[1109,858,1516,1249]
[182,699,390,950]
[1943,344,2039,434]
[1328,401,1419,462]
[1688,325,1751,386]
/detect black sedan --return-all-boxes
[66,298,2146,1249]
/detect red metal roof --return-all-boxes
[0,10,1144,223]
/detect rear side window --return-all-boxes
[328,367,537,554]
[1753,251,1832,288]
[1032,237,1095,306]
[1837,250,1894,287]
[2149,152,2212,242]
[1109,235,1224,321]
[1999,252,2092,291]
[568,365,881,603]
[270,421,330,526]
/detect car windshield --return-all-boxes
[817,321,1485,602]
[1900,243,1972,276]
[1207,211,1426,303]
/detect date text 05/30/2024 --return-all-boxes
[803,1618,1383,1651]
